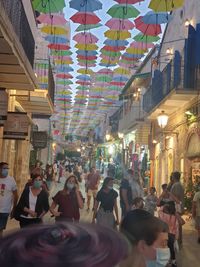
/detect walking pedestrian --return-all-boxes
[145,187,158,215]
[120,173,133,219]
[92,177,119,228]
[14,174,49,228]
[157,184,179,207]
[86,167,100,211]
[192,182,200,243]
[0,162,18,237]
[128,169,143,200]
[45,164,55,192]
[50,175,84,222]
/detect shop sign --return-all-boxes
[0,89,8,126]
[3,112,29,140]
[32,131,48,149]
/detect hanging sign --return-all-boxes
[3,112,29,140]
[32,131,48,149]
[0,89,8,126]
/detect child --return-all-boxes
[145,186,158,215]
[158,203,178,267]
[132,197,144,210]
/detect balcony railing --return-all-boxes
[1,0,35,66]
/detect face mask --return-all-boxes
[33,180,42,189]
[146,248,170,267]
[108,186,113,190]
[67,183,75,190]
[1,169,8,177]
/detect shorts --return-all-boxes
[0,213,9,230]
[195,216,200,229]
[87,189,98,198]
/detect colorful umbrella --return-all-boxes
[76,50,98,56]
[101,50,121,57]
[114,67,131,75]
[106,18,134,30]
[104,30,131,40]
[51,50,72,56]
[77,68,93,75]
[70,12,101,25]
[104,39,129,47]
[37,14,67,25]
[56,73,73,79]
[45,35,69,44]
[32,0,65,13]
[134,33,160,43]
[79,62,96,67]
[57,66,74,72]
[142,11,172,24]
[75,43,98,50]
[135,16,162,36]
[101,46,125,52]
[69,0,102,12]
[41,26,68,35]
[107,4,140,19]
[76,75,91,81]
[113,76,129,81]
[126,47,147,54]
[75,23,102,32]
[77,55,97,60]
[130,41,154,49]
[48,44,70,50]
[96,76,112,82]
[73,32,99,44]
[115,0,144,3]
[57,80,73,85]
[149,0,184,12]
[98,69,113,74]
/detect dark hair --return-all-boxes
[162,183,168,190]
[172,171,181,181]
[102,177,113,188]
[64,175,78,189]
[0,223,129,267]
[132,197,144,206]
[0,162,8,168]
[150,187,156,193]
[120,209,168,246]
[31,173,41,181]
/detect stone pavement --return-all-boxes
[4,177,200,267]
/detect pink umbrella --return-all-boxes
[134,16,162,36]
[106,18,134,30]
[37,14,67,25]
[70,12,101,25]
[56,73,73,79]
[98,69,113,74]
[73,32,99,44]
[130,41,155,49]
[78,62,96,67]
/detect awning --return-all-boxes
[15,89,54,116]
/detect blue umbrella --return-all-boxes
[76,75,91,81]
[45,35,69,44]
[113,76,129,82]
[57,66,74,72]
[104,39,129,47]
[76,50,98,56]
[142,11,172,24]
[69,0,102,12]
[99,62,117,67]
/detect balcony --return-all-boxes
[119,102,145,132]
[143,50,198,119]
[0,0,37,90]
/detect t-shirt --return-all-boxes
[96,189,118,212]
[87,173,100,190]
[0,176,17,213]
[193,191,200,216]
[52,190,80,221]
[120,179,133,207]
[171,182,184,203]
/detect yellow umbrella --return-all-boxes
[114,67,131,75]
[104,30,131,40]
[126,47,147,54]
[149,0,184,12]
[101,59,119,64]
[55,59,73,65]
[41,26,68,35]
[75,43,98,50]
[77,68,94,75]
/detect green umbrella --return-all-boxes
[32,0,65,13]
[51,50,72,56]
[57,80,73,85]
[107,4,140,19]
[134,33,160,43]
[75,23,102,32]
[76,86,89,90]
[101,50,121,57]
[78,59,96,64]
[96,76,112,82]
[108,86,121,91]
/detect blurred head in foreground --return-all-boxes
[0,222,129,267]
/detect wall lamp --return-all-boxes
[157,111,169,129]
[184,19,190,27]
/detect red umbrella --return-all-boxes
[110,81,126,86]
[101,45,126,52]
[70,12,101,25]
[134,16,161,36]
[56,73,73,79]
[121,56,139,61]
[73,32,99,44]
[77,55,97,60]
[48,44,70,50]
[76,80,91,85]
[106,18,134,30]
[115,0,144,3]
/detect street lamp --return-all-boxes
[157,111,169,129]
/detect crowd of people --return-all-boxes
[0,159,200,266]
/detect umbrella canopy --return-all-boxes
[134,33,160,43]
[115,0,144,3]
[37,14,67,25]
[113,76,129,82]
[69,0,102,12]
[96,76,112,82]
[135,16,162,36]
[106,18,134,30]
[149,0,184,12]
[79,62,96,67]
[77,55,97,60]
[142,11,172,24]
[45,35,69,44]
[76,50,98,56]
[32,0,65,13]
[101,46,125,52]
[76,75,91,81]
[104,30,131,40]
[73,32,99,44]
[77,68,93,75]
[130,41,155,49]
[104,39,129,46]
[48,44,70,50]
[75,23,102,32]
[70,12,101,25]
[41,26,68,35]
[56,73,73,79]
[107,4,140,19]
[114,67,131,75]
[57,80,73,85]
[126,47,147,54]
[51,50,72,56]
[101,50,121,57]
[98,69,113,74]
[57,66,74,72]
[75,43,98,50]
